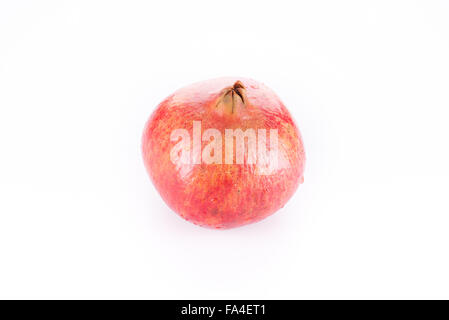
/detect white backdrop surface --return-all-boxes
[1,1,449,299]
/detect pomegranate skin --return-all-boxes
[142,77,305,229]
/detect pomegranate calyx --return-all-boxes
[215,81,247,114]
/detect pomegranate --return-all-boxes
[142,77,305,229]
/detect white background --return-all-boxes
[1,0,449,299]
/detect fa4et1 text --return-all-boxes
[225,304,265,315]
[181,304,265,317]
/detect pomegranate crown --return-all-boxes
[215,81,248,114]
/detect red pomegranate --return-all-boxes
[142,77,305,229]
